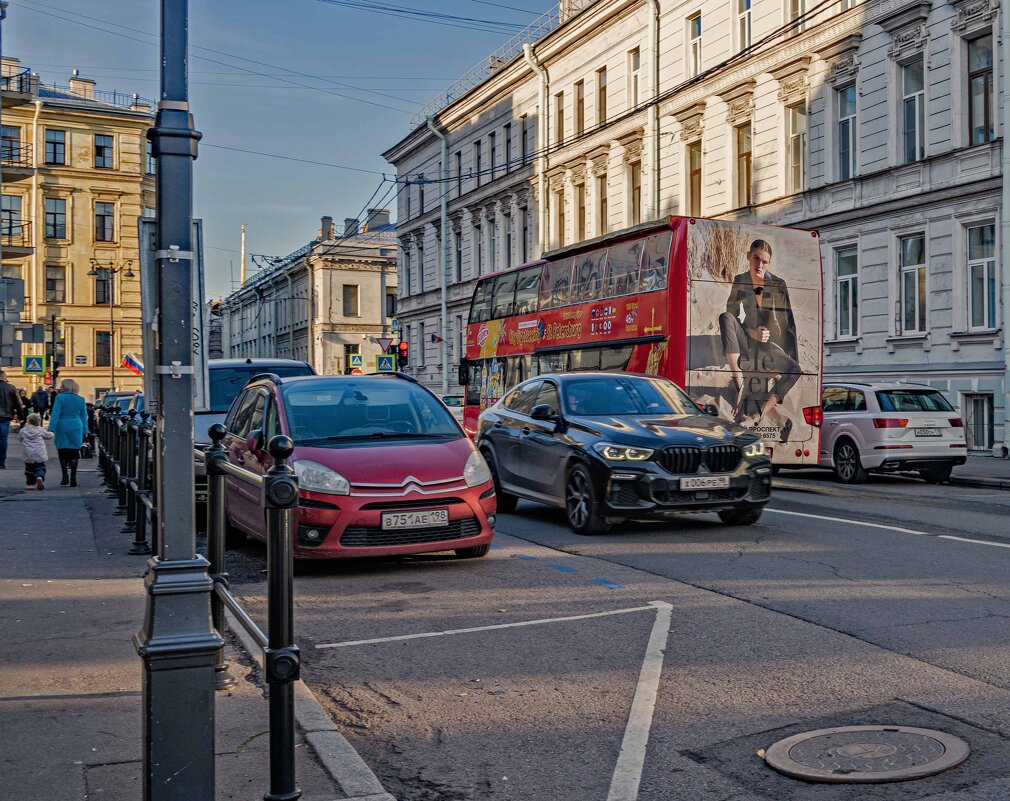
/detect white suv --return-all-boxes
[819,382,968,484]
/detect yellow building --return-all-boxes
[2,59,155,400]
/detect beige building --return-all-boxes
[220,210,398,375]
[2,59,155,400]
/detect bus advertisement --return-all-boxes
[462,217,823,466]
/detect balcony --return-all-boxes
[1,143,34,181]
[2,221,34,256]
[1,69,34,106]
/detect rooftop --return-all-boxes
[1,59,154,112]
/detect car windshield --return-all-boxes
[283,380,462,443]
[442,396,463,407]
[876,389,954,413]
[563,377,694,416]
[209,365,312,412]
[116,396,133,411]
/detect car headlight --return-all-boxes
[293,460,350,495]
[592,442,655,461]
[463,450,492,487]
[742,440,766,458]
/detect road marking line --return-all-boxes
[939,535,1010,549]
[766,508,929,536]
[515,554,538,560]
[607,601,674,801]
[592,579,624,590]
[548,562,579,573]
[314,605,656,649]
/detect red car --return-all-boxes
[221,373,497,559]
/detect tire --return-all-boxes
[564,464,610,535]
[718,506,763,526]
[454,544,491,559]
[833,440,868,484]
[919,466,953,485]
[483,449,518,513]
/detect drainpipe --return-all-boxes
[30,99,41,324]
[427,116,450,395]
[1001,1,1010,456]
[523,44,548,255]
[648,0,661,219]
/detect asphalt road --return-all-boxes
[230,474,1010,801]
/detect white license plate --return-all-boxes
[381,509,449,530]
[914,428,942,437]
[680,476,731,490]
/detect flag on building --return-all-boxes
[122,353,144,375]
[430,333,445,344]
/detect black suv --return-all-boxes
[477,372,772,534]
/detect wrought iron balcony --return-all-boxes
[1,142,33,170]
[1,221,34,252]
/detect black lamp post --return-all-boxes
[87,259,135,391]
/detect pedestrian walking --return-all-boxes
[19,412,54,490]
[48,378,88,487]
[31,385,50,419]
[18,389,32,426]
[0,369,22,469]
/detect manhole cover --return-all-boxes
[764,725,969,784]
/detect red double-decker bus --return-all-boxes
[460,217,823,466]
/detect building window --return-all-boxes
[95,202,115,242]
[787,103,807,192]
[94,134,114,169]
[521,207,530,263]
[96,331,112,367]
[575,81,585,136]
[837,85,856,180]
[1,125,21,161]
[417,243,424,292]
[489,132,497,179]
[504,123,512,172]
[555,91,565,144]
[455,314,464,362]
[521,115,529,164]
[418,321,426,365]
[489,220,497,270]
[630,162,642,225]
[687,142,702,217]
[902,60,925,163]
[45,129,66,165]
[455,150,463,196]
[454,230,462,282]
[385,291,396,319]
[556,191,566,247]
[1,195,21,235]
[46,265,66,304]
[899,233,926,334]
[737,0,751,50]
[968,35,994,145]
[597,175,608,235]
[419,176,425,215]
[403,250,411,296]
[146,140,156,175]
[474,223,483,275]
[1,263,20,280]
[596,67,608,124]
[628,49,640,107]
[967,223,997,329]
[788,0,806,31]
[735,123,752,206]
[45,198,67,239]
[342,284,360,317]
[688,14,702,78]
[474,141,482,187]
[95,269,112,305]
[835,246,858,338]
[505,214,513,268]
[343,344,360,374]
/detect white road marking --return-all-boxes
[766,508,929,536]
[606,601,674,801]
[939,535,1010,549]
[314,605,656,649]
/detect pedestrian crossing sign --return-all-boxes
[375,354,396,373]
[348,354,364,369]
[22,355,46,375]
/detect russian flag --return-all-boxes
[121,352,144,376]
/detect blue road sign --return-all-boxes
[375,354,396,373]
[349,354,364,369]
[22,355,46,374]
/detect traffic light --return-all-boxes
[397,339,409,368]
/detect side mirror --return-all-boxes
[245,430,265,457]
[703,403,719,416]
[457,358,469,387]
[530,404,557,422]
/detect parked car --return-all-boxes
[194,358,316,504]
[220,373,496,559]
[476,372,773,534]
[441,393,464,424]
[99,391,137,413]
[819,381,968,484]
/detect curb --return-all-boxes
[225,610,396,801]
[950,476,1010,491]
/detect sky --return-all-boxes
[6,0,554,299]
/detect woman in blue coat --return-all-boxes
[48,378,88,486]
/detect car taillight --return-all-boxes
[803,406,823,427]
[873,418,908,428]
[948,418,963,427]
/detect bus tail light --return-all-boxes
[873,418,908,428]
[803,406,823,427]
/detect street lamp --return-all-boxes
[88,258,135,391]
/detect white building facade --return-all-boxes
[384,0,1010,454]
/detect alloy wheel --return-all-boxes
[836,444,857,481]
[566,470,590,529]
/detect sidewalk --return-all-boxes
[952,453,1010,490]
[0,436,393,800]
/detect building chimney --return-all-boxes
[320,215,334,241]
[363,208,390,232]
[343,217,359,237]
[68,69,95,100]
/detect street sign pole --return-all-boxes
[134,2,222,799]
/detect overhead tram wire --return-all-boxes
[312,0,526,34]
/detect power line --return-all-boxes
[312,0,525,34]
[200,143,389,176]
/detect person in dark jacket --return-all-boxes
[31,386,50,417]
[719,239,800,426]
[0,369,21,468]
[18,389,32,426]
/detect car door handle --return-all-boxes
[493,421,503,428]
[521,426,531,435]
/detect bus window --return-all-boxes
[538,351,571,373]
[513,266,541,315]
[491,271,518,319]
[604,241,644,297]
[569,348,602,371]
[639,233,671,292]
[572,249,606,303]
[470,278,493,323]
[600,345,634,371]
[539,259,574,309]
